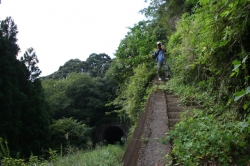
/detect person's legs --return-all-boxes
[163,61,169,79]
[157,62,162,80]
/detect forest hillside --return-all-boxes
[110,0,250,165]
[1,0,250,165]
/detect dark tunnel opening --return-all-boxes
[103,126,124,144]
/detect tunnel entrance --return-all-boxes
[103,126,124,144]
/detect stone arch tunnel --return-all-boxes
[95,121,129,144]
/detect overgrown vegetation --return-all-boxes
[49,118,93,151]
[51,144,124,166]
[164,0,250,164]
[0,142,124,166]
[0,16,120,163]
[0,17,52,158]
[110,0,250,164]
[2,0,250,165]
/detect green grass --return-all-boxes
[51,144,124,166]
[1,144,125,166]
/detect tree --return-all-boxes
[20,47,41,81]
[106,20,155,86]
[42,78,72,119]
[19,79,52,156]
[0,16,26,156]
[86,53,111,77]
[45,59,89,79]
[0,17,52,157]
[140,0,194,35]
[42,72,118,127]
[50,118,92,151]
[44,53,112,80]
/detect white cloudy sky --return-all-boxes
[0,0,149,76]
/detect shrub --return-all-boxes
[169,110,250,165]
[50,118,92,152]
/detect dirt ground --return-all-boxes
[123,80,173,166]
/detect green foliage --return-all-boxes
[28,155,40,165]
[41,78,72,115]
[19,79,53,157]
[167,0,250,108]
[164,0,250,163]
[107,20,159,125]
[47,148,58,162]
[47,144,124,166]
[169,110,250,165]
[231,55,250,105]
[46,59,87,79]
[2,157,26,166]
[106,20,157,86]
[124,64,155,122]
[86,53,111,77]
[42,72,117,126]
[141,0,191,33]
[0,144,124,166]
[0,137,9,158]
[50,118,92,151]
[56,145,124,166]
[0,16,24,155]
[112,63,155,124]
[20,47,41,81]
[165,74,250,165]
[0,17,52,157]
[140,137,150,143]
[45,53,111,79]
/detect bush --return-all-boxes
[169,110,250,165]
[50,118,92,152]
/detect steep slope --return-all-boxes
[123,88,171,166]
[123,81,200,166]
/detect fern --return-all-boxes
[0,137,10,158]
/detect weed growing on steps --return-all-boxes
[153,137,167,144]
[140,137,150,143]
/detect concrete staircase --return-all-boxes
[167,94,200,130]
[122,87,200,165]
[123,89,171,166]
[167,94,183,130]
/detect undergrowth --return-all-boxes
[166,78,250,165]
[0,144,124,166]
[51,144,124,166]
[112,63,155,143]
[164,0,250,164]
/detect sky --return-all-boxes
[0,0,149,76]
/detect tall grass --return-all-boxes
[0,144,125,166]
[51,144,124,166]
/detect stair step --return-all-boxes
[168,112,181,119]
[166,95,179,98]
[167,97,179,104]
[169,126,175,130]
[169,119,180,127]
[185,101,198,106]
[168,102,181,107]
[167,106,185,112]
[186,105,201,110]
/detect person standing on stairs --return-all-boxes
[152,41,169,81]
